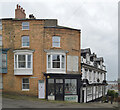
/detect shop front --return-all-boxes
[44,73,82,102]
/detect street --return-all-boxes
[2,97,118,108]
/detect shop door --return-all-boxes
[55,79,64,101]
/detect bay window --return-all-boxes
[15,54,32,69]
[13,50,34,75]
[47,54,65,69]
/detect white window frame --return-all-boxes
[22,78,29,91]
[14,54,32,69]
[47,54,65,69]
[52,36,60,47]
[22,36,29,47]
[13,50,34,75]
[47,52,66,73]
[22,22,29,30]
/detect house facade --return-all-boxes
[1,5,82,102]
[81,48,107,103]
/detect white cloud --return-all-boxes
[0,0,118,81]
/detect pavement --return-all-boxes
[2,97,118,108]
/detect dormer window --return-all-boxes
[22,36,29,47]
[52,36,60,47]
[22,22,29,30]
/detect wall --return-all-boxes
[2,19,81,97]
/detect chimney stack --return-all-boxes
[15,4,26,19]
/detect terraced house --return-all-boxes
[81,48,107,103]
[1,5,82,102]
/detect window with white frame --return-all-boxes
[14,54,32,69]
[94,71,96,82]
[22,36,29,47]
[52,36,60,47]
[2,54,7,68]
[22,78,29,90]
[89,70,92,81]
[84,69,87,79]
[22,22,29,30]
[0,20,2,30]
[87,87,92,95]
[47,54,65,69]
[0,35,2,46]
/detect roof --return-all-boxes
[1,18,57,21]
[81,48,91,54]
[44,25,81,31]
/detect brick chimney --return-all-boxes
[15,4,26,19]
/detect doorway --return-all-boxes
[38,80,45,99]
[55,79,64,101]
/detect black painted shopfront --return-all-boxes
[44,73,82,102]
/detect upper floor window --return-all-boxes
[47,54,65,69]
[2,54,7,68]
[22,22,29,30]
[14,54,32,69]
[52,36,60,47]
[0,20,2,30]
[0,35,2,46]
[13,50,34,75]
[22,36,29,47]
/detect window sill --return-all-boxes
[22,89,29,91]
[51,47,62,49]
[21,46,30,48]
[21,29,29,31]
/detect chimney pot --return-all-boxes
[18,5,21,9]
[23,10,25,13]
[17,4,19,9]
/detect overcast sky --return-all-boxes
[0,0,118,81]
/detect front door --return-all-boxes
[55,79,64,101]
[82,90,84,102]
[38,80,45,99]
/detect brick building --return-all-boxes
[0,5,82,102]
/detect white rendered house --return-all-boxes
[80,48,107,103]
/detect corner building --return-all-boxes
[1,5,82,102]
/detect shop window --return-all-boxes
[65,79,77,95]
[48,79,54,96]
[22,78,29,90]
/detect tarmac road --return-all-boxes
[2,97,118,108]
